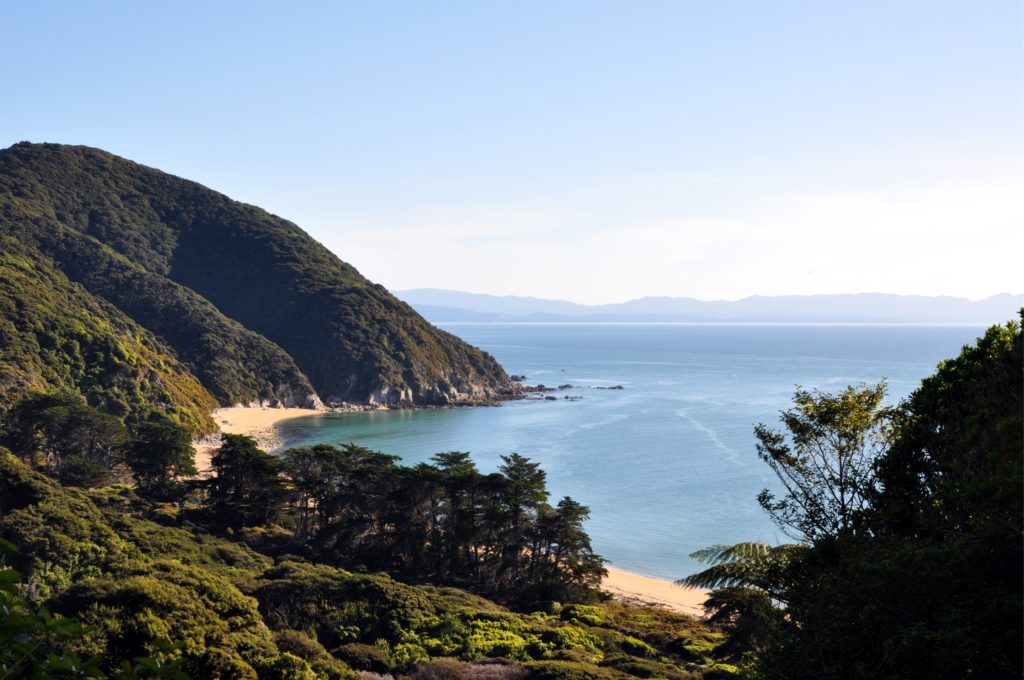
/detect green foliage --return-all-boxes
[1,423,728,680]
[680,543,803,598]
[0,237,217,435]
[525,660,620,680]
[754,382,893,541]
[0,539,188,680]
[0,562,103,678]
[273,630,359,680]
[123,412,196,490]
[616,636,656,659]
[205,434,287,529]
[1,392,204,494]
[0,142,512,406]
[49,560,278,677]
[271,445,607,604]
[560,605,605,627]
[874,318,1023,540]
[2,391,127,486]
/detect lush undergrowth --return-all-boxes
[0,450,734,679]
[0,237,218,434]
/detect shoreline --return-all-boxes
[192,398,522,473]
[192,406,709,617]
[602,566,707,616]
[193,405,325,475]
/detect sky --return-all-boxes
[1,1,1021,304]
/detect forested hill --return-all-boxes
[0,142,513,419]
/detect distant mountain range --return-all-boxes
[395,289,1022,324]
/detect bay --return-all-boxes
[277,323,988,580]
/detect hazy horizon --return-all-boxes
[395,287,1022,307]
[2,1,1020,303]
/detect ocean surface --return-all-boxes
[277,323,989,580]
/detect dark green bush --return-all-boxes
[525,660,619,680]
[334,643,392,674]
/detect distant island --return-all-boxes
[396,288,1021,324]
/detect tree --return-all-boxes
[874,318,1023,539]
[430,451,481,575]
[124,412,196,491]
[754,382,893,541]
[679,542,802,656]
[1,391,126,486]
[207,434,287,529]
[530,497,606,600]
[282,444,341,541]
[310,444,401,563]
[493,453,548,590]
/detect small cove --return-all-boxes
[277,323,988,579]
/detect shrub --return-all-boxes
[618,636,657,659]
[600,655,697,680]
[560,605,605,627]
[47,560,276,676]
[463,624,529,660]
[543,626,600,655]
[524,660,618,680]
[413,658,530,680]
[264,652,318,680]
[336,643,392,673]
[413,658,470,680]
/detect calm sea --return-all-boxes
[277,323,988,580]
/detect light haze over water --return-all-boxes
[278,323,990,580]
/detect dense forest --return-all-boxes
[0,142,514,413]
[0,421,732,679]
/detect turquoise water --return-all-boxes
[277,323,987,580]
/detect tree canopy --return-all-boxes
[754,382,893,541]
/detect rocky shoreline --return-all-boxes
[195,378,626,470]
[234,376,625,413]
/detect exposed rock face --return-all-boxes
[242,388,324,410]
[358,380,519,407]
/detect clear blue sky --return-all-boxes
[2,1,1020,303]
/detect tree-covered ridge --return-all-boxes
[0,237,217,434]
[0,448,732,679]
[0,142,513,405]
[7,217,318,408]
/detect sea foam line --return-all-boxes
[676,408,740,464]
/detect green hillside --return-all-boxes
[0,142,513,407]
[0,237,217,434]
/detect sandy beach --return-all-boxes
[193,405,323,475]
[192,407,708,617]
[602,566,707,616]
